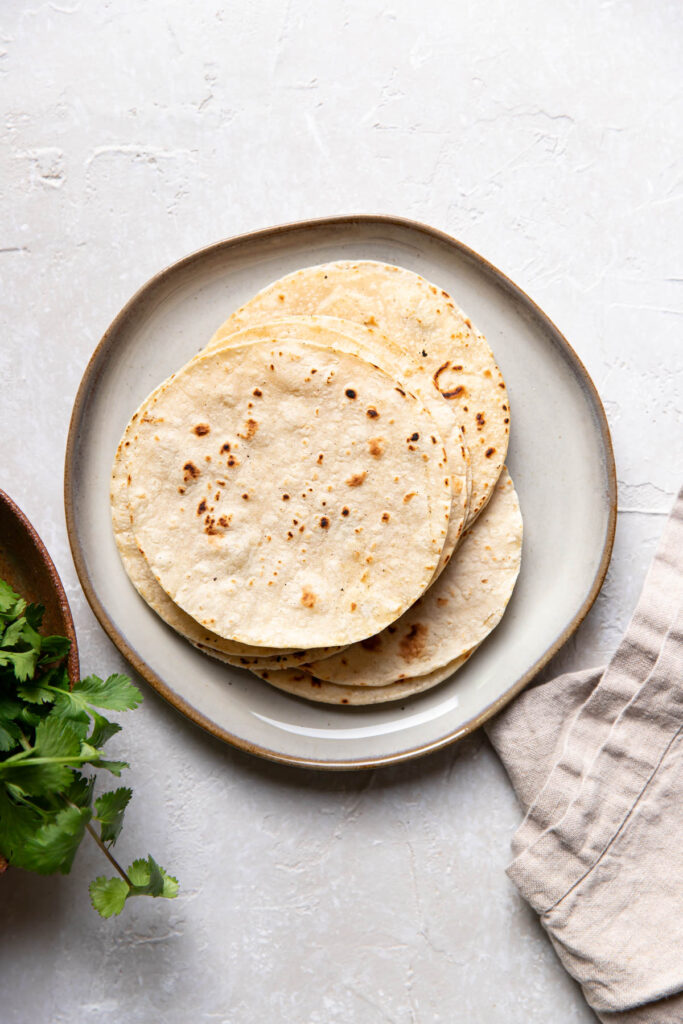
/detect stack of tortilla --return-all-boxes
[111,261,523,705]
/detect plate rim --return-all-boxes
[63,213,617,771]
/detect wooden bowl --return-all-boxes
[0,489,79,685]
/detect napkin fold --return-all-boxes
[486,486,683,1023]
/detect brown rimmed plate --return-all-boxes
[64,215,616,769]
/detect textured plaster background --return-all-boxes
[1,1,681,1021]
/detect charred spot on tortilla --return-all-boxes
[399,623,428,661]
[193,423,210,436]
[346,472,367,487]
[361,634,382,652]
[239,418,258,440]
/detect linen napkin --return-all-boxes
[486,486,683,1023]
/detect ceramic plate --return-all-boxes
[64,216,616,769]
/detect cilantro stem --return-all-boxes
[0,754,97,768]
[2,747,34,763]
[84,822,133,887]
[61,797,133,887]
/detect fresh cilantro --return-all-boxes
[89,856,178,917]
[94,787,131,844]
[0,648,39,682]
[127,855,179,898]
[21,804,92,875]
[88,711,122,749]
[0,580,25,618]
[89,875,129,917]
[0,577,177,916]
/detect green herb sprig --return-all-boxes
[0,578,177,917]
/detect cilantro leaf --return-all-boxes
[0,693,23,721]
[54,674,142,720]
[0,786,43,862]
[0,580,23,616]
[2,615,43,652]
[0,695,23,752]
[94,759,129,777]
[72,674,143,712]
[21,804,91,875]
[89,876,129,918]
[0,719,21,752]
[0,649,39,682]
[87,711,122,749]
[128,856,179,899]
[16,677,54,704]
[39,635,72,664]
[34,717,82,759]
[16,703,43,731]
[0,760,75,796]
[46,670,90,739]
[94,787,131,844]
[24,603,45,630]
[66,773,94,809]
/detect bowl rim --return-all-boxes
[63,213,617,770]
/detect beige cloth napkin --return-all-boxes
[486,486,683,1023]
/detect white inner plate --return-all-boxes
[65,216,615,769]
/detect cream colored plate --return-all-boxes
[65,215,616,769]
